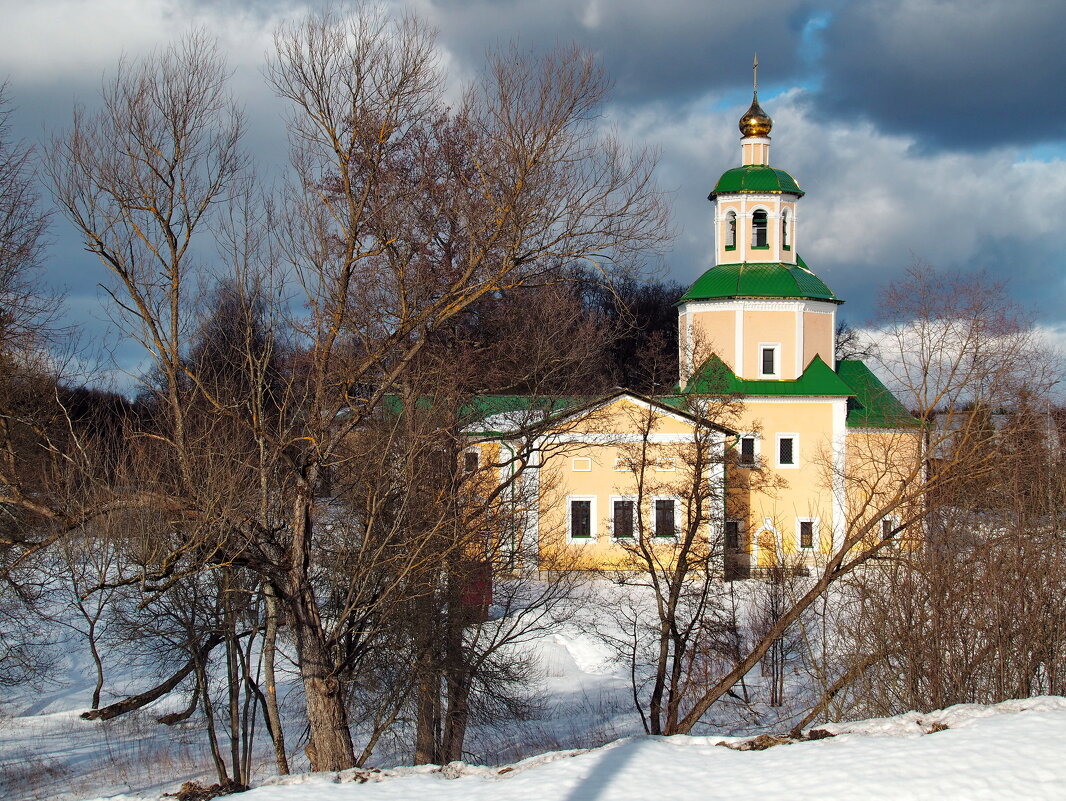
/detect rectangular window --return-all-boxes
[613,500,635,539]
[762,347,776,376]
[654,499,676,538]
[739,436,756,466]
[778,436,797,467]
[776,435,801,467]
[882,518,897,546]
[570,500,592,539]
[571,457,592,472]
[799,520,814,549]
[758,344,780,378]
[463,451,479,473]
[725,520,740,550]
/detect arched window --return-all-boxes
[752,209,768,249]
[781,209,791,250]
[725,211,737,250]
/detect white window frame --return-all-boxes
[651,495,682,539]
[737,433,761,468]
[566,495,597,543]
[571,457,593,472]
[609,495,638,542]
[758,343,781,379]
[880,515,901,547]
[796,516,819,550]
[614,456,634,472]
[656,457,676,472]
[776,433,799,469]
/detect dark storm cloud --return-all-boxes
[813,0,1066,151]
[417,0,819,105]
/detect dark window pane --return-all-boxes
[762,348,775,375]
[655,499,675,538]
[725,520,740,550]
[614,500,634,538]
[464,451,479,473]
[800,520,813,549]
[779,437,794,465]
[882,519,895,542]
[571,500,591,538]
[740,437,755,465]
[752,210,768,247]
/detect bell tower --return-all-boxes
[677,61,840,387]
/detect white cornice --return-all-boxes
[678,299,837,315]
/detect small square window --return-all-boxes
[779,437,795,466]
[572,457,592,472]
[657,458,676,472]
[654,499,676,538]
[613,499,635,539]
[799,520,814,549]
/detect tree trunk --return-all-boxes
[291,607,355,771]
[414,667,439,765]
[287,489,356,772]
[81,634,223,721]
[262,582,290,774]
[87,618,104,711]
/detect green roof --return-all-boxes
[678,354,855,397]
[836,360,919,429]
[710,165,804,199]
[679,256,840,303]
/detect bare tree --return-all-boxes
[0,83,63,688]
[46,8,668,774]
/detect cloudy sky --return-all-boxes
[2,0,1065,379]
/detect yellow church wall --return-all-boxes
[688,309,736,373]
[742,310,798,380]
[728,398,839,564]
[536,443,707,570]
[802,311,835,369]
[532,395,725,571]
[844,427,923,550]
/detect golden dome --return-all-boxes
[739,94,772,137]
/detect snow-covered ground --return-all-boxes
[69,697,1066,801]
[5,586,1066,800]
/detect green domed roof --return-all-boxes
[679,256,840,303]
[709,165,804,199]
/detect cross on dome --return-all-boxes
[739,54,773,138]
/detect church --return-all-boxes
[470,82,918,577]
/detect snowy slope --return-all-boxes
[75,696,1066,801]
